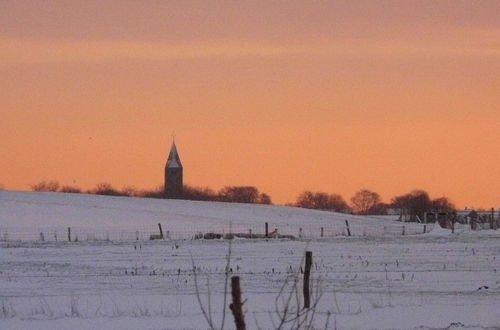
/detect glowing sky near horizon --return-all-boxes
[1,1,499,208]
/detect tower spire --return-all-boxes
[165,139,183,198]
[166,140,182,168]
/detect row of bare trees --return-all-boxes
[294,189,455,215]
[30,181,132,196]
[29,181,455,215]
[177,185,272,204]
[29,181,272,205]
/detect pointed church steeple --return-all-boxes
[164,140,183,198]
[166,141,183,168]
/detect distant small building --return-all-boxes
[386,208,401,216]
[456,209,498,224]
[164,141,183,198]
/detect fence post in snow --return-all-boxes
[451,214,455,234]
[423,225,427,234]
[230,276,246,330]
[265,222,269,238]
[68,227,71,242]
[345,220,351,237]
[299,228,303,238]
[494,208,498,230]
[303,251,313,309]
[321,227,324,237]
[158,223,164,239]
[402,225,405,236]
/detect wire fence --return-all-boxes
[0,220,436,243]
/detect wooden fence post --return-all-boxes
[423,225,427,234]
[402,225,405,236]
[265,222,269,238]
[345,220,351,237]
[491,208,495,230]
[68,227,71,242]
[321,227,324,237]
[230,276,246,330]
[303,251,313,309]
[158,223,164,239]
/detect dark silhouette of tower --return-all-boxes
[164,141,183,198]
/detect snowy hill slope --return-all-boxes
[0,190,410,240]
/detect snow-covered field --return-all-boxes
[0,191,423,241]
[1,191,499,329]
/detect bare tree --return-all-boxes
[350,189,381,215]
[431,197,455,211]
[259,193,272,205]
[295,191,349,212]
[390,190,455,219]
[391,189,431,214]
[218,186,270,204]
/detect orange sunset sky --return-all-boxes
[1,1,499,208]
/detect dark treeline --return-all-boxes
[30,180,456,214]
[30,181,272,205]
[294,188,455,216]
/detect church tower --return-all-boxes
[164,141,183,198]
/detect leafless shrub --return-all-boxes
[30,180,60,192]
[268,271,324,330]
[89,182,122,196]
[32,298,54,318]
[59,185,82,193]
[192,239,232,330]
[70,296,82,317]
[192,242,326,330]
[0,299,16,319]
[137,185,165,199]
[121,185,138,197]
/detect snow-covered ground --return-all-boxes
[0,191,423,240]
[1,191,499,329]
